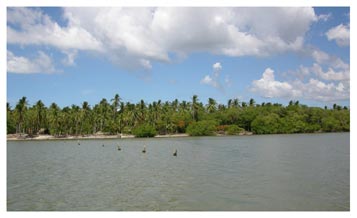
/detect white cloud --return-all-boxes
[311,63,349,81]
[213,62,222,77]
[311,49,330,63]
[213,62,222,71]
[7,50,56,74]
[7,8,103,51]
[62,50,78,66]
[308,47,349,70]
[326,24,350,46]
[201,75,220,88]
[8,7,318,70]
[251,67,349,102]
[201,62,226,91]
[317,13,331,22]
[251,68,300,98]
[294,79,349,102]
[139,59,152,70]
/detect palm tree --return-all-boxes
[172,99,179,112]
[34,100,46,133]
[232,98,240,108]
[249,98,255,107]
[111,94,121,119]
[191,95,199,121]
[71,104,81,135]
[333,103,337,110]
[207,98,217,113]
[7,103,16,134]
[227,99,233,108]
[49,102,60,135]
[15,96,28,134]
[80,101,91,134]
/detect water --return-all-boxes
[7,133,349,211]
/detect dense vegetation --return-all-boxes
[7,94,349,137]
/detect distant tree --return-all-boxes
[249,98,255,107]
[6,96,350,137]
[191,95,199,122]
[15,96,28,133]
[207,98,217,113]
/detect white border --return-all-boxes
[1,1,354,218]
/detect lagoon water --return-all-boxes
[7,133,349,211]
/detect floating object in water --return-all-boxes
[142,145,146,153]
[173,149,177,157]
[117,144,121,151]
[102,144,105,147]
[77,140,80,145]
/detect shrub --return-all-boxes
[186,120,217,136]
[122,126,132,134]
[226,125,244,135]
[132,124,157,137]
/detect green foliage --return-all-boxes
[132,124,157,137]
[186,120,217,136]
[226,125,244,135]
[122,126,132,134]
[7,118,16,134]
[251,113,280,134]
[6,95,350,137]
[321,116,342,132]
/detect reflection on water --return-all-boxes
[7,133,349,211]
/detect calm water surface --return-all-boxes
[7,133,349,211]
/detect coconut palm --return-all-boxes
[191,95,199,122]
[207,98,217,113]
[15,96,28,133]
[111,94,121,119]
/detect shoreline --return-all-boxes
[6,131,348,141]
[6,133,190,141]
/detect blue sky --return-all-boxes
[7,7,350,108]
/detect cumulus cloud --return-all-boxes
[311,63,349,81]
[201,75,220,89]
[213,62,222,71]
[251,67,349,102]
[201,62,227,91]
[7,8,102,52]
[251,68,301,98]
[7,50,56,74]
[7,7,318,70]
[326,24,350,46]
[305,47,349,70]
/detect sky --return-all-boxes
[6,6,350,108]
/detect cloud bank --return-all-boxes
[8,7,318,69]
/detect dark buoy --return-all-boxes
[77,140,80,145]
[117,144,121,151]
[173,149,177,157]
[102,144,105,147]
[142,145,146,153]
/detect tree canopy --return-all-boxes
[7,95,350,137]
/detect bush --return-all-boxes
[186,120,217,136]
[226,125,244,135]
[132,124,157,137]
[122,126,132,134]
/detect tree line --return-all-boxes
[7,94,350,137]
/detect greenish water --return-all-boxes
[7,133,349,211]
